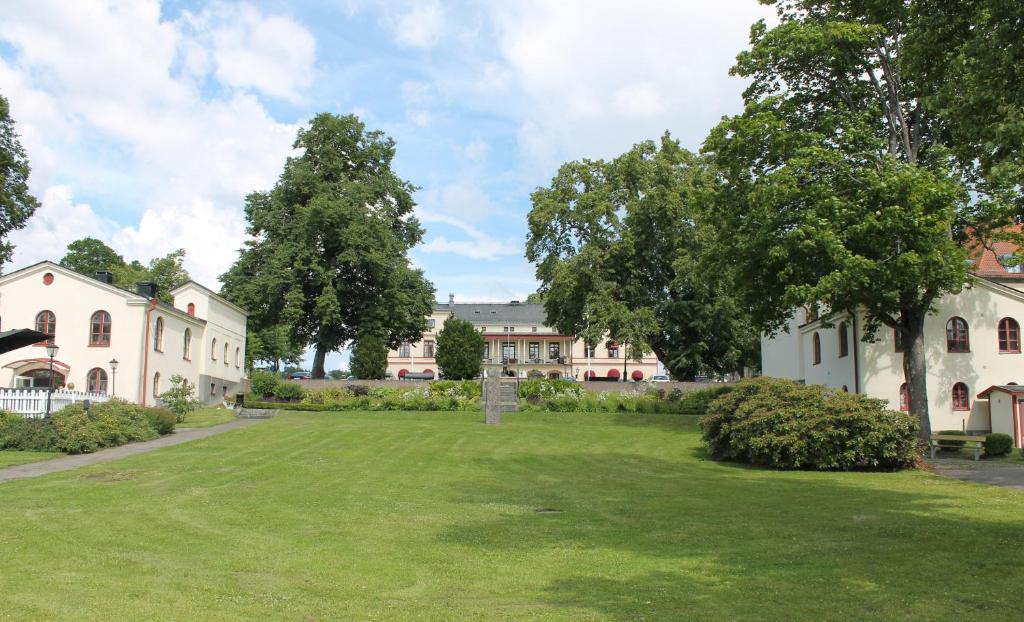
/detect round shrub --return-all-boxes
[145,407,178,435]
[700,377,918,471]
[983,433,1013,457]
[249,370,280,397]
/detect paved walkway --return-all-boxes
[0,418,262,484]
[928,455,1024,490]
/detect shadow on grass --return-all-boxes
[437,450,1024,620]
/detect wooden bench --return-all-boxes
[928,434,985,461]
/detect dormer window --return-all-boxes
[998,254,1024,273]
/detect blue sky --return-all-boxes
[0,0,771,370]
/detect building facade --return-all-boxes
[386,297,660,381]
[761,240,1024,446]
[0,262,247,405]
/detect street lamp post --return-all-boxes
[44,343,59,417]
[109,358,119,396]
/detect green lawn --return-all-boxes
[1,411,1022,620]
[0,450,58,468]
[178,406,237,428]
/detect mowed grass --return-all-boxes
[0,450,58,468]
[1,411,1022,621]
[179,406,237,428]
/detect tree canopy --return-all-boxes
[435,317,485,380]
[220,113,435,378]
[59,237,190,304]
[702,0,1020,436]
[526,133,759,380]
[350,332,387,380]
[0,93,39,268]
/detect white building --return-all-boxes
[387,296,660,381]
[761,242,1024,448]
[0,261,247,405]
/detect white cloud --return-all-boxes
[417,209,519,261]
[0,0,307,288]
[461,138,489,161]
[392,1,446,50]
[196,3,316,103]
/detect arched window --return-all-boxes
[35,310,55,344]
[183,328,192,361]
[998,317,1020,353]
[899,383,909,411]
[186,302,195,316]
[211,338,217,360]
[154,317,164,352]
[87,368,108,393]
[812,332,821,365]
[838,322,849,358]
[153,372,161,399]
[945,317,969,352]
[89,311,111,346]
[223,341,229,365]
[952,382,969,410]
[235,347,241,368]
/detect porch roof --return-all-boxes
[976,384,1024,399]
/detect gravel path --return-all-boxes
[928,455,1024,490]
[0,418,262,483]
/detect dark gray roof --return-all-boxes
[435,302,548,325]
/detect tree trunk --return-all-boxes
[902,312,931,440]
[312,346,327,379]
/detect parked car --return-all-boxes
[290,371,312,380]
[650,375,670,383]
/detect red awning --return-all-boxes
[607,368,621,378]
[4,358,71,372]
[631,370,644,381]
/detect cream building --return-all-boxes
[0,261,247,405]
[761,240,1024,447]
[386,296,660,381]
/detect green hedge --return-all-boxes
[0,401,177,455]
[700,377,918,471]
[983,433,1013,457]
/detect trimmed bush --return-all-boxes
[272,382,306,402]
[0,400,175,455]
[249,370,280,397]
[700,377,918,471]
[435,317,485,380]
[936,430,967,451]
[983,433,1013,457]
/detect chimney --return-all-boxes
[95,270,114,284]
[448,292,455,307]
[136,281,158,300]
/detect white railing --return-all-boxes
[0,389,112,418]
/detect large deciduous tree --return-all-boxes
[59,237,190,304]
[60,237,124,277]
[0,93,39,267]
[221,113,434,379]
[526,133,759,380]
[435,317,485,380]
[703,1,1019,438]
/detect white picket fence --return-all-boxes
[0,389,111,418]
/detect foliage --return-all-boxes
[59,237,123,277]
[328,369,349,380]
[59,238,190,304]
[158,374,202,422]
[249,370,281,397]
[526,134,759,380]
[983,433,1013,457]
[220,113,435,378]
[272,382,306,402]
[435,317,485,380]
[288,380,483,411]
[518,378,584,400]
[0,93,40,266]
[701,2,1020,437]
[350,332,388,380]
[243,325,305,371]
[700,378,918,471]
[0,401,174,455]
